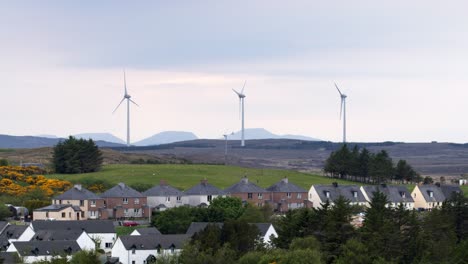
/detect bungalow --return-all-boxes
[0,224,35,251]
[143,180,184,210]
[266,178,309,212]
[183,179,224,207]
[33,204,82,221]
[31,220,116,253]
[111,234,190,264]
[100,183,151,219]
[308,183,367,208]
[7,241,80,263]
[224,177,269,207]
[411,184,463,210]
[361,184,414,209]
[185,222,278,245]
[51,184,105,220]
[30,229,95,251]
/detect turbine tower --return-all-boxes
[233,81,246,147]
[113,71,139,147]
[335,83,347,143]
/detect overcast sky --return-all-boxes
[1,1,468,143]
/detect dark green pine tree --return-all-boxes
[369,150,394,184]
[52,136,103,174]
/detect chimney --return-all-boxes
[160,180,167,186]
[74,184,82,191]
[241,176,248,184]
[118,183,126,189]
[332,182,338,188]
[435,182,441,187]
[201,179,208,185]
[281,178,289,184]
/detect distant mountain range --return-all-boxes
[1,129,319,148]
[229,128,320,141]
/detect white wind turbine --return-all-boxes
[113,71,139,147]
[335,83,347,143]
[233,81,247,147]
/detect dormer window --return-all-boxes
[325,191,330,198]
[400,192,406,198]
[352,191,358,198]
[429,191,434,198]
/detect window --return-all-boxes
[123,198,128,204]
[105,242,112,248]
[46,212,49,217]
[248,193,253,199]
[68,212,71,218]
[352,191,358,198]
[80,200,84,206]
[297,193,302,199]
[81,212,84,218]
[177,196,181,202]
[257,203,263,207]
[135,208,140,214]
[61,212,66,218]
[132,249,136,254]
[124,209,129,214]
[90,200,96,207]
[132,261,135,264]
[429,191,434,198]
[59,200,62,204]
[134,198,140,205]
[287,192,291,198]
[90,211,97,217]
[207,195,213,202]
[258,193,263,199]
[166,197,170,202]
[325,191,330,198]
[400,192,406,198]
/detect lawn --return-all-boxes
[48,164,359,191]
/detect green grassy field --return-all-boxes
[48,164,361,191]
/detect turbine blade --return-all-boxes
[334,82,343,96]
[241,80,246,94]
[129,99,139,107]
[232,89,241,97]
[112,98,126,114]
[124,70,128,96]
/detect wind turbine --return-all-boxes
[113,71,139,147]
[233,81,246,147]
[222,132,234,165]
[335,83,347,143]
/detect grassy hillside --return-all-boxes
[48,164,359,191]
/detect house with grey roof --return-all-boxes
[183,179,224,207]
[31,229,95,251]
[7,240,81,263]
[31,220,116,253]
[361,184,414,209]
[185,222,277,245]
[100,182,151,219]
[111,234,190,264]
[130,227,162,236]
[266,178,309,212]
[50,184,105,220]
[143,180,184,210]
[33,204,82,221]
[308,183,368,208]
[224,177,269,207]
[412,184,463,210]
[0,224,35,251]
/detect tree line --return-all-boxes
[324,145,422,184]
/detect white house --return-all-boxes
[361,184,414,210]
[7,241,80,263]
[30,229,95,251]
[31,220,116,253]
[183,179,224,207]
[111,234,189,264]
[130,227,161,236]
[143,180,184,210]
[308,183,367,208]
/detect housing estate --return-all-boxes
[266,178,309,212]
[183,179,224,207]
[224,177,269,207]
[143,180,184,210]
[100,183,151,219]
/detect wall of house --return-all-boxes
[111,239,160,264]
[15,226,35,242]
[52,199,105,220]
[184,194,221,207]
[76,232,96,251]
[89,233,116,253]
[228,192,269,207]
[147,195,183,209]
[33,207,78,221]
[269,191,307,212]
[262,225,278,245]
[308,187,323,208]
[411,186,428,209]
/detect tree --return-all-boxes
[52,136,103,174]
[369,150,394,184]
[0,204,12,220]
[209,196,245,220]
[0,159,8,166]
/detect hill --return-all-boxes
[230,128,320,141]
[134,131,198,146]
[0,135,124,148]
[74,133,126,144]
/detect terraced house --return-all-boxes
[51,184,105,220]
[361,184,414,209]
[100,183,151,219]
[143,180,184,211]
[308,183,367,208]
[183,179,224,207]
[266,178,309,212]
[224,177,269,206]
